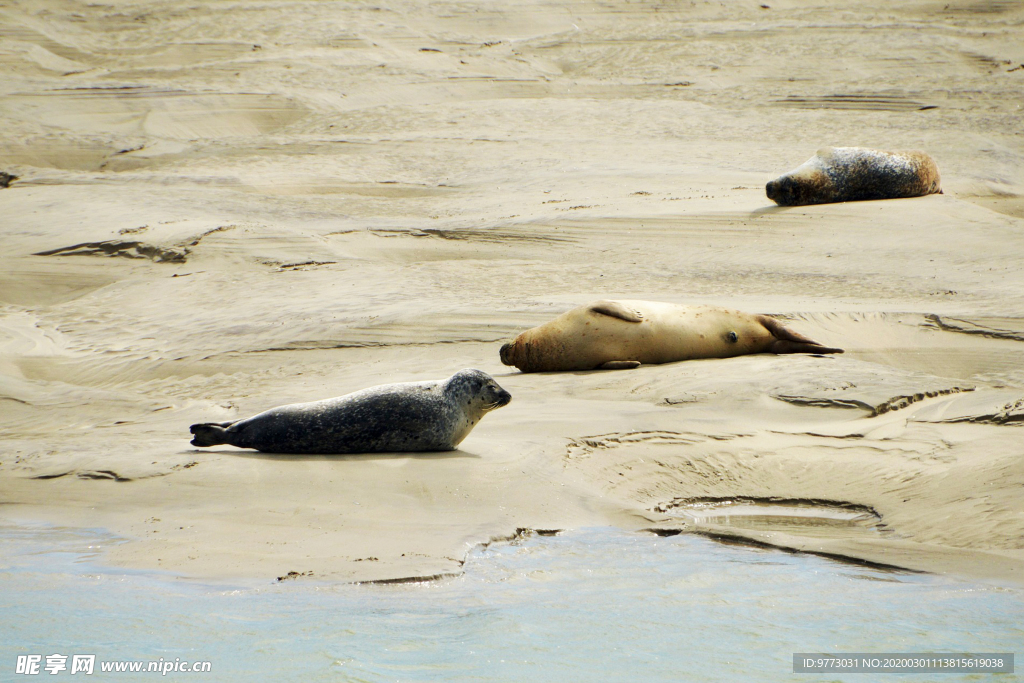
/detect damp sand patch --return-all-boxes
[771,358,973,416]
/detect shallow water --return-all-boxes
[660,498,887,539]
[1,522,1021,682]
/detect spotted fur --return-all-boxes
[767,147,941,206]
[189,369,511,454]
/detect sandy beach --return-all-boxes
[2,0,1023,587]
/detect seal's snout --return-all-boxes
[766,173,825,206]
[496,389,512,407]
[766,176,795,205]
[499,341,515,366]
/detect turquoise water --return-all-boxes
[1,522,1021,682]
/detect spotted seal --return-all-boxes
[766,147,941,206]
[499,300,842,372]
[189,369,511,453]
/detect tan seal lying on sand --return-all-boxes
[499,300,842,372]
[766,147,941,206]
[189,369,511,454]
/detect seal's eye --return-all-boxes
[727,331,738,343]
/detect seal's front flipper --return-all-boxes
[589,300,643,323]
[599,360,641,369]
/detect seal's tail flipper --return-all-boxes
[757,315,844,355]
[770,339,845,354]
[189,421,235,447]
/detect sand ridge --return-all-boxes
[1,0,1023,585]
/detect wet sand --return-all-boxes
[1,0,1023,585]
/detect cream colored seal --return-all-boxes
[499,300,842,372]
[766,147,941,206]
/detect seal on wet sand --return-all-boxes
[499,300,843,373]
[189,369,511,454]
[766,147,941,206]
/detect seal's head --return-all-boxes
[499,337,538,371]
[446,369,512,412]
[499,341,516,366]
[766,167,833,206]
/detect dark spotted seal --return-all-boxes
[766,147,941,206]
[189,369,511,454]
[499,300,843,373]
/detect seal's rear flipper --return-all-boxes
[589,301,644,323]
[190,422,234,447]
[599,360,641,369]
[756,315,844,355]
[769,340,844,355]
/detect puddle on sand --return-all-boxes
[656,498,887,538]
